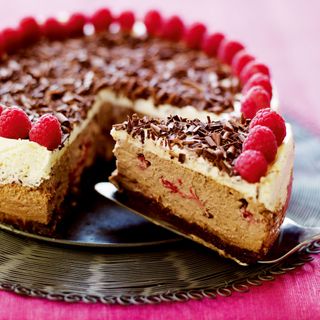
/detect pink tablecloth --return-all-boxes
[0,0,319,319]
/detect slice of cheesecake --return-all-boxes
[110,113,294,264]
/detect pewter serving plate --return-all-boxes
[0,121,319,304]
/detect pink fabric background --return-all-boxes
[0,0,319,319]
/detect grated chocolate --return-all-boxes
[0,32,240,139]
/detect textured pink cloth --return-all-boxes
[0,0,319,319]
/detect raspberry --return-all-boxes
[185,22,206,49]
[91,8,113,32]
[241,86,271,119]
[162,15,185,41]
[19,16,41,45]
[1,28,21,54]
[231,50,255,76]
[250,109,286,146]
[242,73,272,99]
[117,11,135,32]
[235,150,268,183]
[65,13,87,37]
[240,61,270,84]
[217,40,244,64]
[243,125,277,162]
[0,106,31,139]
[0,104,4,114]
[144,10,163,36]
[42,17,66,40]
[29,114,62,150]
[202,32,225,57]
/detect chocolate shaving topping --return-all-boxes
[114,114,250,176]
[204,136,215,147]
[0,32,240,141]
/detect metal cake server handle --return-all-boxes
[95,182,320,265]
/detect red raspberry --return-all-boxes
[0,104,4,114]
[1,28,21,54]
[185,22,207,49]
[144,10,163,36]
[241,86,271,119]
[242,73,272,99]
[162,16,185,41]
[29,114,62,150]
[202,32,225,57]
[117,11,135,32]
[65,13,87,37]
[218,40,244,64]
[235,150,268,183]
[19,16,41,45]
[250,109,286,146]
[243,125,277,162]
[0,106,31,139]
[231,50,255,76]
[42,17,66,40]
[240,61,270,84]
[91,8,113,32]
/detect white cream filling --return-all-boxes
[111,123,294,212]
[0,139,56,187]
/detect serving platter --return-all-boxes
[0,120,319,304]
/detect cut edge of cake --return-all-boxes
[109,115,294,264]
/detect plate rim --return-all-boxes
[0,240,318,305]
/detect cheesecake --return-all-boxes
[110,113,294,264]
[0,8,288,243]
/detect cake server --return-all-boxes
[95,182,320,265]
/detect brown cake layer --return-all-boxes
[0,32,240,143]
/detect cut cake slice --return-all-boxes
[110,114,294,264]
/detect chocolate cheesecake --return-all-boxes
[0,7,292,260]
[0,20,243,232]
[110,114,294,264]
